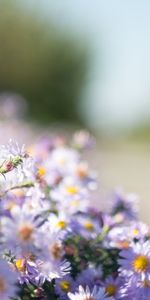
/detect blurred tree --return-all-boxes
[0,0,88,124]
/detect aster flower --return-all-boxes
[0,139,26,158]
[107,225,131,249]
[107,220,149,251]
[110,188,139,221]
[68,285,113,300]
[118,241,150,281]
[15,257,45,286]
[55,275,74,299]
[72,161,97,191]
[129,221,149,240]
[1,135,150,299]
[69,213,102,239]
[51,177,88,202]
[50,177,89,215]
[36,215,65,261]
[75,266,102,289]
[39,259,71,282]
[117,276,150,300]
[103,276,123,299]
[1,205,44,256]
[36,163,62,187]
[50,146,79,176]
[0,258,18,300]
[130,278,150,300]
[21,184,50,215]
[72,130,95,150]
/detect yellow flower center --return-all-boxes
[106,284,117,296]
[84,222,94,231]
[0,278,6,294]
[56,221,67,229]
[133,255,149,272]
[37,167,46,177]
[60,280,70,292]
[15,259,25,272]
[18,224,33,241]
[133,229,139,236]
[66,186,79,195]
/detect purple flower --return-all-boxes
[75,266,102,289]
[110,189,138,221]
[55,275,74,299]
[118,241,150,281]
[103,276,123,299]
[0,258,18,300]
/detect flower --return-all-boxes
[55,275,74,298]
[1,205,44,256]
[0,135,150,299]
[75,266,102,289]
[0,259,18,300]
[118,241,150,281]
[110,188,139,220]
[68,285,113,300]
[50,146,79,176]
[16,258,45,286]
[103,276,123,299]
[69,213,102,239]
[39,259,71,282]
[36,215,65,261]
[0,139,26,158]
[50,177,89,215]
[72,131,94,150]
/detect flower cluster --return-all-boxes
[0,132,150,300]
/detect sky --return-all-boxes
[23,0,150,132]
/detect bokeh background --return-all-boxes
[0,0,150,223]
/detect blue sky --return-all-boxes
[23,0,150,132]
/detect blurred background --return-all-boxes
[0,0,150,223]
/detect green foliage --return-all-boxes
[64,234,120,279]
[16,281,57,300]
[0,1,88,124]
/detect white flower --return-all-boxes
[68,285,113,300]
[50,146,79,175]
[1,206,42,256]
[0,139,26,158]
[39,259,71,281]
[50,177,89,204]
